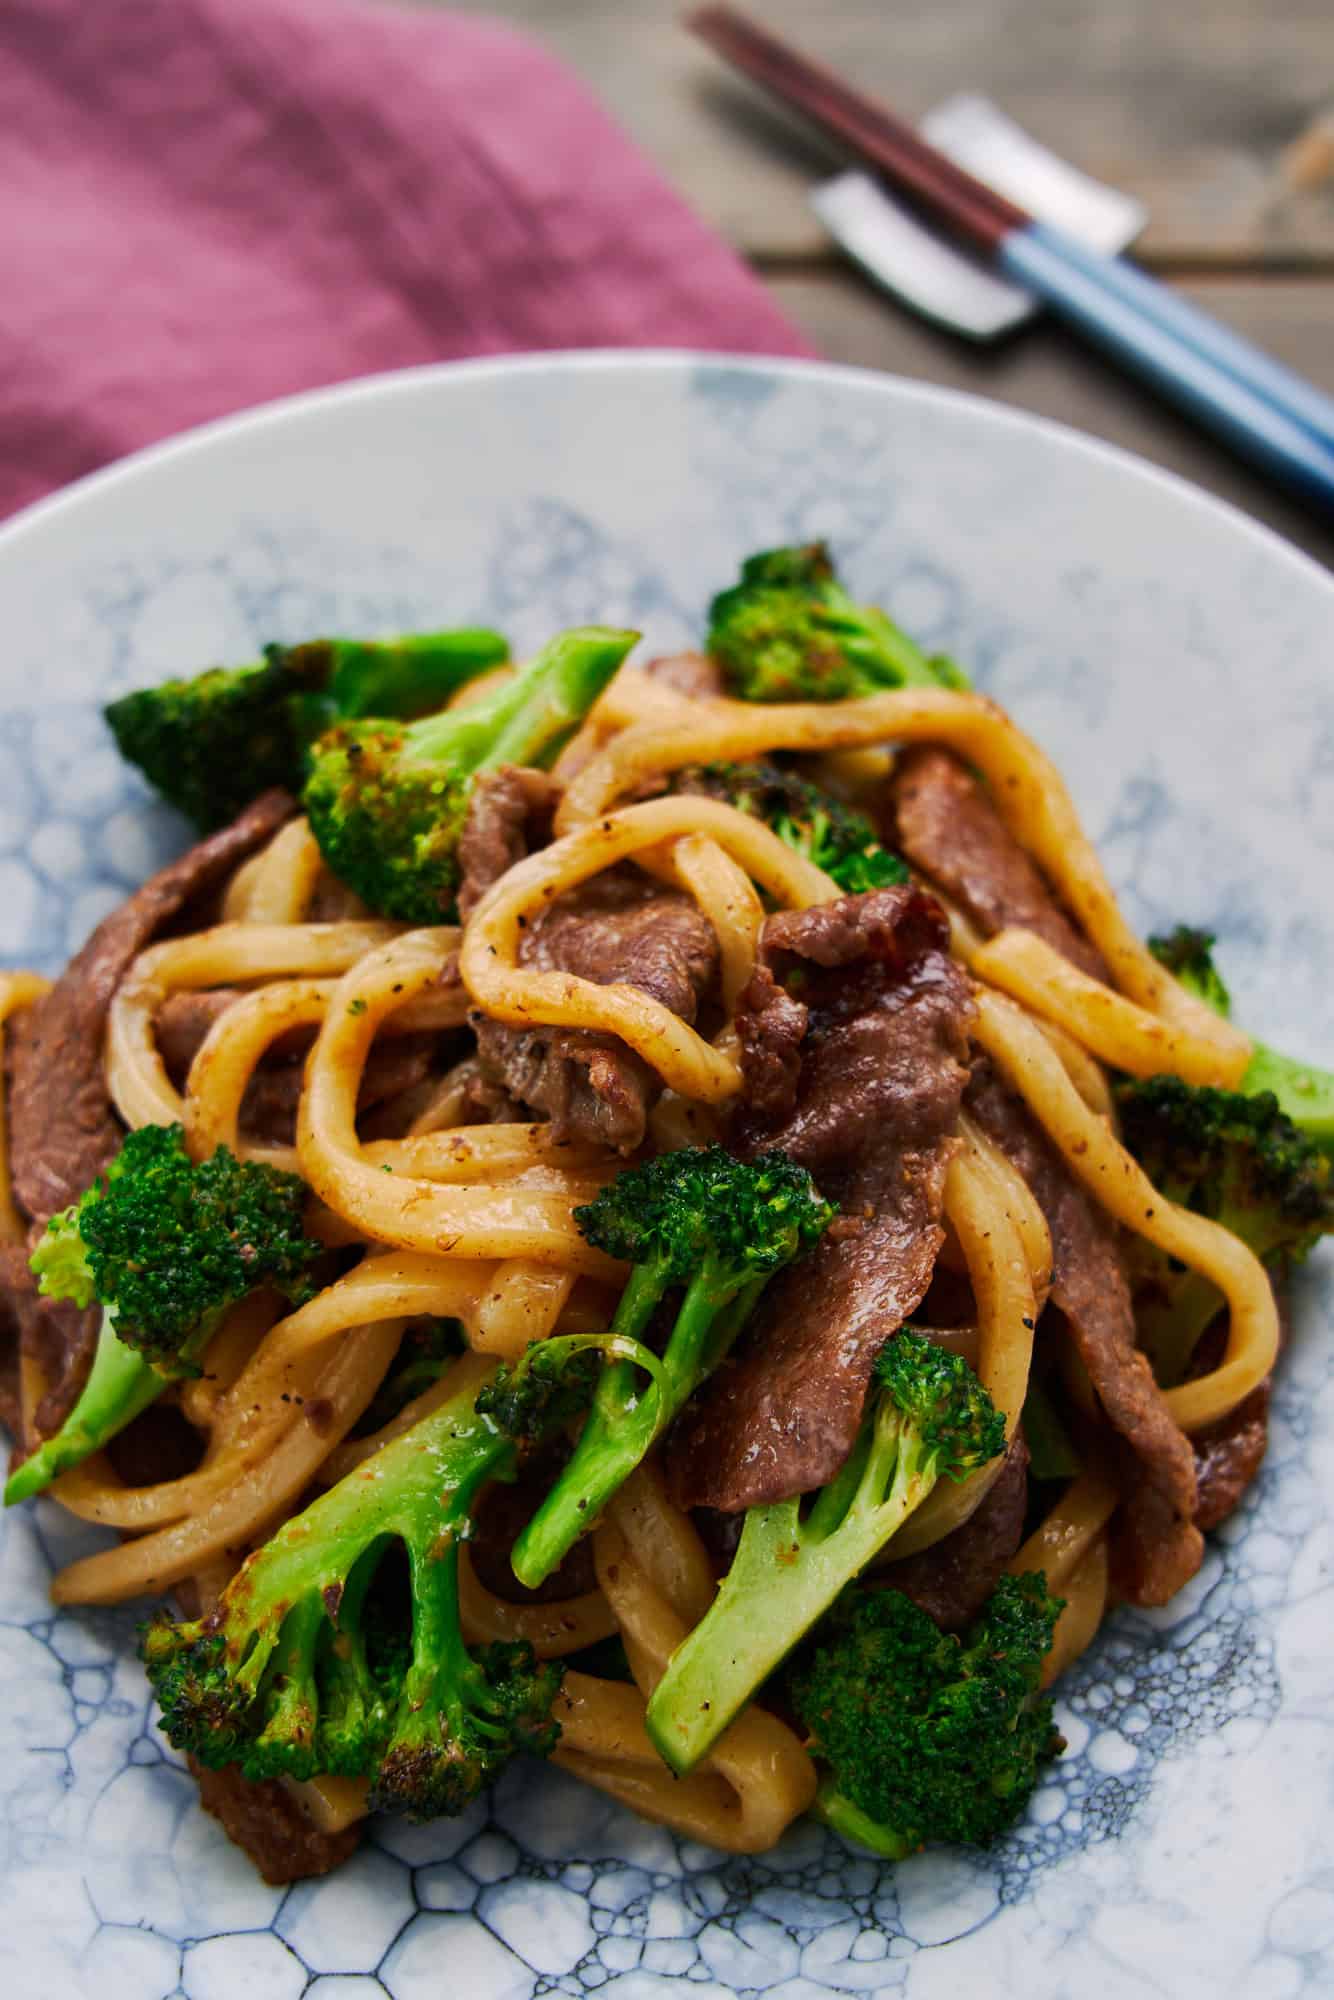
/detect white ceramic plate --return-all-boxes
[1,354,1330,2000]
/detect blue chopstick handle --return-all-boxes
[1018,220,1334,452]
[999,224,1334,513]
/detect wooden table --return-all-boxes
[432,0,1334,565]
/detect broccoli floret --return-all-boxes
[707,543,969,703]
[5,1126,320,1506]
[474,1337,604,1442]
[105,628,511,831]
[485,1147,833,1592]
[141,1365,582,1812]
[644,1330,1004,1774]
[302,625,637,922]
[35,1123,320,1369]
[1149,926,1233,1017]
[1150,926,1334,1156]
[1116,1073,1333,1382]
[1117,1076,1332,1253]
[792,1574,1063,1857]
[676,761,908,892]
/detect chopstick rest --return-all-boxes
[812,94,1146,342]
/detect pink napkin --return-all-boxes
[0,0,812,521]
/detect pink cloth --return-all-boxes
[0,0,811,521]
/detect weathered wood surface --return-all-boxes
[411,1,1333,559]
[459,1,1334,267]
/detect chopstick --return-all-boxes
[688,4,1334,511]
[689,3,1023,252]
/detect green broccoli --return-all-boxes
[141,1359,595,1812]
[1151,926,1334,1155]
[675,761,908,893]
[707,543,969,703]
[644,1330,1005,1774]
[1116,1072,1333,1383]
[302,624,637,922]
[5,1124,320,1506]
[485,1147,833,1592]
[792,1573,1064,1858]
[105,628,511,831]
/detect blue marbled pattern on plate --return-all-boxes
[0,355,1331,2000]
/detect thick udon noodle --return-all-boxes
[6,671,1278,1852]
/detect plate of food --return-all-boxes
[0,352,1330,2000]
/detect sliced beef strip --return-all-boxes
[8,789,294,1226]
[730,887,970,1166]
[521,867,719,1003]
[455,765,558,922]
[156,989,438,1138]
[188,1759,362,1883]
[1107,1462,1204,1607]
[966,1060,1202,1605]
[236,1037,437,1147]
[0,1242,101,1454]
[668,886,974,1512]
[454,1057,529,1126]
[473,866,719,1154]
[472,1021,652,1154]
[892,746,1108,981]
[1192,1384,1269,1531]
[872,1432,1031,1632]
[155,987,239,1076]
[733,967,806,1123]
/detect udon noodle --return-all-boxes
[5,662,1283,1858]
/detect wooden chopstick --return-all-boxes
[686,3,1027,252]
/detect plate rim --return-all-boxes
[0,343,1330,1991]
[2,347,1330,598]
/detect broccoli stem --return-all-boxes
[399,625,633,778]
[302,624,637,925]
[254,1593,326,1772]
[318,1542,396,1773]
[812,1781,916,1859]
[262,1404,510,1620]
[392,1535,469,1753]
[327,630,510,719]
[509,1262,764,1592]
[290,629,510,740]
[3,1311,164,1505]
[646,1399,934,1775]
